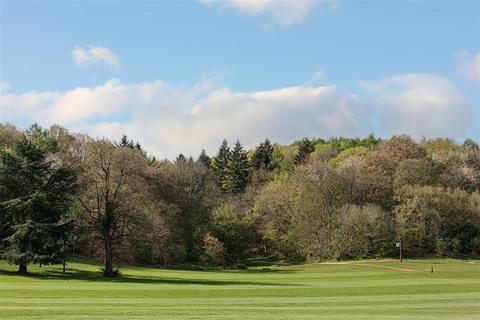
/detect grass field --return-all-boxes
[0,259,479,319]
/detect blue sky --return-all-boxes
[1,0,479,158]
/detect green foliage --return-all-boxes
[119,134,142,151]
[199,233,224,266]
[394,186,480,257]
[393,159,438,189]
[211,139,231,190]
[3,124,479,267]
[294,138,315,164]
[209,203,256,263]
[463,138,479,151]
[129,200,185,266]
[269,144,297,174]
[310,143,338,163]
[251,139,274,170]
[0,136,77,273]
[176,153,187,163]
[420,138,461,154]
[149,159,220,261]
[336,204,395,259]
[197,149,211,169]
[327,134,380,153]
[329,146,369,168]
[222,140,251,194]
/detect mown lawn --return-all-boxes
[0,258,479,319]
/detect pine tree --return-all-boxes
[212,139,231,190]
[463,138,479,151]
[176,153,186,163]
[119,135,136,149]
[120,135,129,147]
[198,149,211,169]
[223,140,251,194]
[0,137,77,274]
[361,133,380,148]
[252,139,274,170]
[294,138,315,164]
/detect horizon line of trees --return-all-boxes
[0,123,479,276]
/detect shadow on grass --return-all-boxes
[0,267,302,287]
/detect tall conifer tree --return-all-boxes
[212,139,231,190]
[0,136,77,274]
[223,140,251,194]
[198,149,211,169]
[252,139,274,170]
[294,138,315,164]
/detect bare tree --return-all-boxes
[78,140,146,277]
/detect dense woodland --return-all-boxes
[0,123,479,276]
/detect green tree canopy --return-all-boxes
[0,136,77,274]
[223,140,251,194]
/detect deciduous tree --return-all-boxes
[78,140,146,276]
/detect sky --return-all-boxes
[0,0,479,159]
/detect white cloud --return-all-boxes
[1,74,474,159]
[72,45,120,69]
[367,73,472,138]
[0,78,370,158]
[0,79,133,125]
[200,0,338,26]
[455,50,480,81]
[116,83,370,158]
[0,82,10,92]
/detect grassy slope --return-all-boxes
[0,259,479,320]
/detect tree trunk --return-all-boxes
[18,260,27,274]
[104,238,115,277]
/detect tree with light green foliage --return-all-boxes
[463,138,479,151]
[395,185,480,256]
[329,146,370,168]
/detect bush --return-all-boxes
[199,234,224,266]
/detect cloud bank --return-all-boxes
[72,45,120,69]
[0,74,474,159]
[368,74,472,138]
[200,0,338,26]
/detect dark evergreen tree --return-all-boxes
[223,140,251,194]
[0,137,77,274]
[361,133,380,148]
[176,153,187,163]
[120,134,129,147]
[294,138,315,164]
[119,135,135,149]
[212,139,231,190]
[252,139,274,170]
[198,149,211,169]
[463,138,479,151]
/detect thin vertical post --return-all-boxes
[399,240,403,263]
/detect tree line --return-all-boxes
[0,123,479,276]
